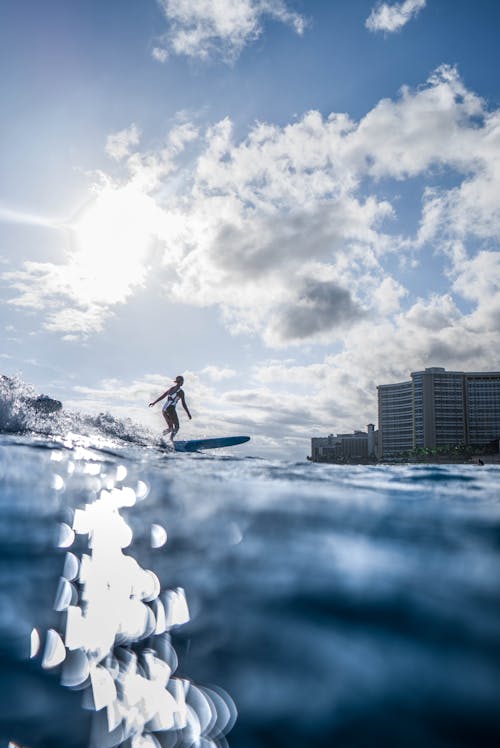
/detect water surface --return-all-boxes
[0,379,499,747]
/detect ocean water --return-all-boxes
[1,378,500,748]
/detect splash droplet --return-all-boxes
[58,522,75,548]
[42,629,66,669]
[116,464,127,481]
[52,474,65,491]
[151,523,167,548]
[30,627,40,658]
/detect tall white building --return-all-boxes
[466,372,500,446]
[377,379,413,455]
[378,367,500,457]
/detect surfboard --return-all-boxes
[173,436,250,453]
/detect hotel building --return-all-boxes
[378,367,500,457]
[310,424,377,463]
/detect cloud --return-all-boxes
[201,365,237,381]
[254,288,498,439]
[151,46,169,63]
[365,0,426,33]
[452,251,500,333]
[2,261,114,338]
[266,277,366,345]
[154,0,307,62]
[348,66,484,180]
[4,66,500,373]
[2,185,167,337]
[105,124,142,161]
[3,261,75,312]
[154,67,496,348]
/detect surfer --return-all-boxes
[149,375,192,439]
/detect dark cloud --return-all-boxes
[212,205,356,279]
[425,338,487,364]
[272,277,366,342]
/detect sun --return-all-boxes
[71,185,163,305]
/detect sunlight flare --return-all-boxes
[72,185,161,304]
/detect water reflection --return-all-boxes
[39,466,236,747]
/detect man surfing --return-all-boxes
[149,375,192,440]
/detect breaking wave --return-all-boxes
[0,374,155,448]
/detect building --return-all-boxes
[310,425,377,463]
[378,367,500,457]
[377,379,413,456]
[465,372,500,446]
[412,368,466,450]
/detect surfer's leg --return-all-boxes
[169,408,179,440]
[162,407,173,434]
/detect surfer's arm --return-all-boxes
[180,392,192,419]
[148,389,170,407]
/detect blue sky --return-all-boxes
[1,0,500,458]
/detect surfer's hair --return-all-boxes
[175,375,184,384]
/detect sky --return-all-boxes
[1,0,500,459]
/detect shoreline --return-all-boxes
[309,456,500,466]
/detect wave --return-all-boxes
[0,374,157,450]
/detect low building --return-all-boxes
[310,425,377,463]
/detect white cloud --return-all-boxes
[2,185,167,337]
[347,66,484,180]
[154,0,307,62]
[105,124,142,161]
[151,46,169,63]
[2,260,114,338]
[201,365,237,380]
[366,0,426,33]
[45,306,112,340]
[3,261,74,311]
[147,66,496,351]
[4,66,500,394]
[452,251,500,333]
[167,121,200,153]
